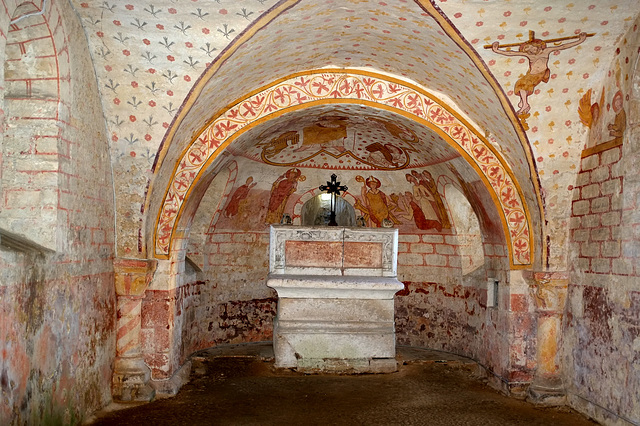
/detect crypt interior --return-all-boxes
[0,0,639,424]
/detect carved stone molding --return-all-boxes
[269,225,398,277]
[530,272,569,314]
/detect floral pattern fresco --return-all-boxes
[67,0,639,269]
[155,71,532,266]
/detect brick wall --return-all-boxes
[0,5,61,250]
[0,2,116,424]
[570,146,629,275]
[564,23,640,424]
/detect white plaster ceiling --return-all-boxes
[66,0,640,257]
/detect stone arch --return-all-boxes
[293,188,359,225]
[153,70,536,268]
[299,193,356,227]
[0,1,61,251]
[444,183,484,275]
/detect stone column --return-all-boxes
[528,272,569,405]
[112,258,157,402]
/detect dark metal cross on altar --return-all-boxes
[319,174,348,226]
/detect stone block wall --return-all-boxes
[570,146,626,275]
[0,1,116,424]
[564,23,640,424]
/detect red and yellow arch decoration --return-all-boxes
[154,69,534,267]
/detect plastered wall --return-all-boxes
[565,19,640,425]
[150,155,533,391]
[0,1,116,424]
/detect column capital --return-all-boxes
[529,271,569,313]
[113,258,158,297]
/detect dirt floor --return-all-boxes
[89,344,597,426]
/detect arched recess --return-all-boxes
[151,70,537,268]
[0,1,60,251]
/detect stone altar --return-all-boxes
[267,225,404,373]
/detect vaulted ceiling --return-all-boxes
[64,0,639,266]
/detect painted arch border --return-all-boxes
[154,69,535,268]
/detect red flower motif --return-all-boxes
[113,98,120,105]
[143,39,150,45]
[167,55,175,62]
[184,75,191,82]
[167,90,174,96]
[169,8,177,14]
[163,122,170,129]
[475,21,483,27]
[520,21,527,26]
[111,134,118,141]
[130,151,136,157]
[148,68,156,74]
[202,28,210,34]
[149,100,156,107]
[544,6,552,11]
[219,9,228,15]
[105,65,112,72]
[185,42,193,48]
[454,13,462,18]
[145,134,152,141]
[96,31,104,37]
[156,24,164,30]
[123,50,130,56]
[126,4,134,10]
[81,2,88,7]
[129,115,136,122]
[131,81,138,88]
[503,11,511,17]
[113,20,121,26]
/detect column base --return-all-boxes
[112,357,156,402]
[527,376,566,406]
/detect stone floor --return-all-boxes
[88,343,597,426]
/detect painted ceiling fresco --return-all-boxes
[67,0,640,264]
[153,0,535,203]
[227,104,461,170]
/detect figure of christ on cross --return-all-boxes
[319,174,348,226]
[486,30,592,115]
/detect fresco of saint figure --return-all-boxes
[411,170,451,229]
[223,176,256,218]
[405,173,442,231]
[607,90,626,146]
[354,175,398,227]
[265,168,305,224]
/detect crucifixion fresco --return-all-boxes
[487,30,593,117]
